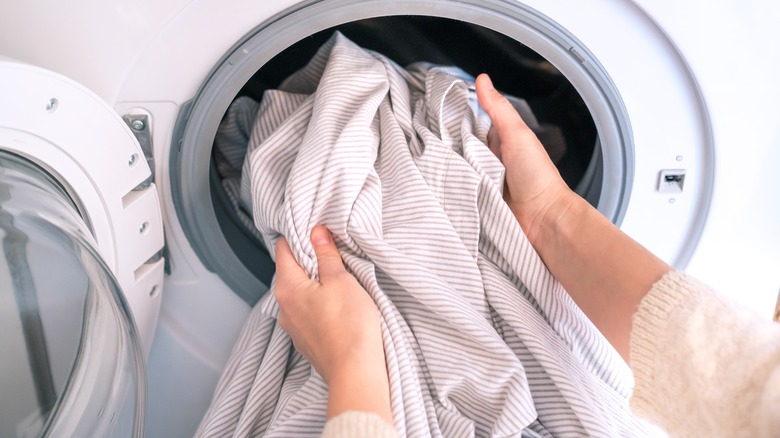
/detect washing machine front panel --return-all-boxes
[0,0,197,104]
[630,0,780,314]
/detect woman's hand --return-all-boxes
[275,226,393,425]
[476,73,669,362]
[475,73,577,245]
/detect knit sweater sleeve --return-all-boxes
[629,271,780,436]
[321,411,398,438]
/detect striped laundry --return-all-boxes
[196,32,661,437]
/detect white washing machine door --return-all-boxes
[0,59,165,437]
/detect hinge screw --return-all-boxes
[131,119,145,131]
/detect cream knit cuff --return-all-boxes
[628,270,700,423]
[321,411,398,438]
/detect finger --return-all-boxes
[310,225,347,280]
[475,74,531,139]
[274,236,310,289]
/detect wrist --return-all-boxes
[512,188,583,250]
[326,340,386,383]
[321,320,385,380]
[326,351,392,425]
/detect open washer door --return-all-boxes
[0,59,164,437]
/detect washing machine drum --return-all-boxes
[0,60,164,438]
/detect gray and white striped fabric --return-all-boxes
[197,32,660,437]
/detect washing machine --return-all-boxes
[1,0,778,436]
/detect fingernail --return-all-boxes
[310,226,331,246]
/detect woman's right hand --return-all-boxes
[475,73,577,244]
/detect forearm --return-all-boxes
[521,192,670,362]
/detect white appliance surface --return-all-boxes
[631,0,780,315]
[1,0,777,436]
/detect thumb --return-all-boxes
[475,74,531,140]
[310,225,346,280]
[275,236,310,286]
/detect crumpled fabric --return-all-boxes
[197,32,659,437]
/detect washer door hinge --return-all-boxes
[123,114,154,190]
